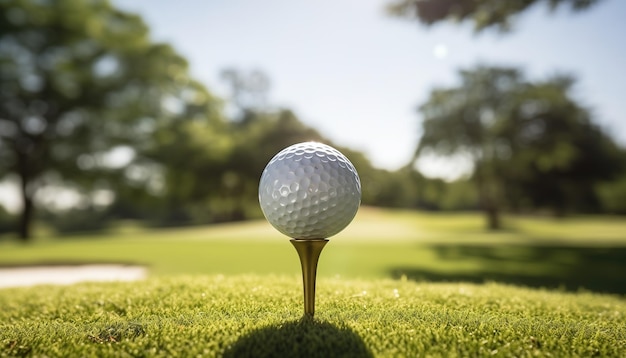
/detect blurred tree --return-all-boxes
[229,111,384,218]
[415,66,622,229]
[0,0,222,239]
[142,107,323,225]
[595,149,626,214]
[220,68,271,121]
[387,0,604,32]
[0,204,16,235]
[223,110,325,221]
[144,105,387,224]
[363,166,419,208]
[140,105,229,226]
[596,176,626,214]
[439,178,479,211]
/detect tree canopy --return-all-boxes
[387,0,604,32]
[415,66,623,229]
[0,0,222,239]
[0,0,405,238]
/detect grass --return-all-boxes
[1,207,626,293]
[1,208,626,356]
[1,275,625,357]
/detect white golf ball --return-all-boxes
[259,142,361,239]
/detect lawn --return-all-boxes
[1,208,626,356]
[1,207,625,293]
[1,275,625,357]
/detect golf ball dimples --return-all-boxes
[259,142,361,239]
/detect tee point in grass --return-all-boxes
[258,142,362,318]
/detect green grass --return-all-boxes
[1,208,626,356]
[1,207,626,293]
[1,275,624,357]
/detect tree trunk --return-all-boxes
[485,204,501,231]
[18,191,34,241]
[474,163,502,231]
[17,160,36,242]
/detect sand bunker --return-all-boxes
[0,265,147,288]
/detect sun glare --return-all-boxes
[433,43,449,59]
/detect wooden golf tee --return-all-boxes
[290,238,329,318]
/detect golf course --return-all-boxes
[3,0,626,356]
[1,208,625,357]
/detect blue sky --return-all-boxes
[111,0,626,177]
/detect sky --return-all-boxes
[2,0,626,212]
[111,0,626,176]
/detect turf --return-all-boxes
[2,209,626,356]
[1,208,626,294]
[1,275,624,357]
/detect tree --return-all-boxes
[0,0,222,239]
[143,101,393,224]
[142,107,322,224]
[220,68,271,120]
[415,66,622,229]
[387,0,604,32]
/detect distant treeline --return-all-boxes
[1,105,624,236]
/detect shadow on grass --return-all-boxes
[390,244,626,295]
[222,318,373,358]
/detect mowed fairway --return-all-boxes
[1,208,626,357]
[1,207,625,293]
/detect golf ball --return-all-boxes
[259,142,361,239]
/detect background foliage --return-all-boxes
[0,0,624,239]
